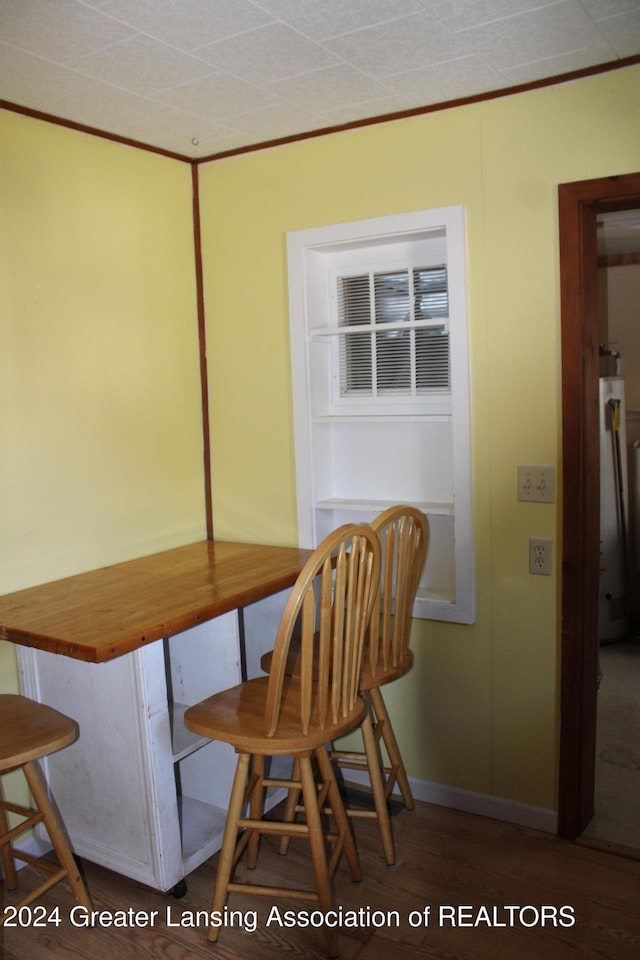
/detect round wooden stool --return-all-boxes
[0,694,92,921]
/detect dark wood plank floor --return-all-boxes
[2,798,640,959]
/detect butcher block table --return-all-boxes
[0,540,310,895]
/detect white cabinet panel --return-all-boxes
[18,642,183,891]
[16,592,293,894]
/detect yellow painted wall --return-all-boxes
[0,111,206,706]
[199,65,640,813]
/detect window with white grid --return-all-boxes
[335,264,450,401]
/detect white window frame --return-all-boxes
[287,206,474,624]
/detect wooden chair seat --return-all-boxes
[184,523,381,958]
[186,676,367,755]
[0,695,77,772]
[0,694,92,922]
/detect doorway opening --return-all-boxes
[558,172,640,841]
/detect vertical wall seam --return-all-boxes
[191,162,214,540]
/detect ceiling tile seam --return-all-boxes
[70,2,280,52]
[278,8,451,45]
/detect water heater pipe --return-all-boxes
[608,396,632,618]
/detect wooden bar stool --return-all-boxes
[262,505,429,866]
[185,523,380,958]
[0,694,92,921]
[330,505,429,817]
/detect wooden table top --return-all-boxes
[0,540,311,664]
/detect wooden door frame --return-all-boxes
[558,172,640,838]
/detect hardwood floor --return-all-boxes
[2,796,640,960]
[581,639,640,851]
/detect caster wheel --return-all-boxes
[170,879,187,899]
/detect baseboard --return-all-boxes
[344,770,558,834]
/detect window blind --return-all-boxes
[337,266,450,399]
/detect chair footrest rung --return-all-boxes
[1,799,40,820]
[331,751,366,764]
[237,818,309,836]
[10,850,62,875]
[228,882,318,902]
[0,810,43,846]
[333,759,369,772]
[0,867,68,925]
[262,778,302,789]
[345,808,377,820]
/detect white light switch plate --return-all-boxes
[518,465,555,503]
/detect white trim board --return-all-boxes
[344,770,558,835]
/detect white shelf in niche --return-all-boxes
[315,498,454,517]
[179,796,227,871]
[312,414,452,423]
[170,701,209,762]
[179,762,294,872]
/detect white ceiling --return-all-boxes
[1,0,639,160]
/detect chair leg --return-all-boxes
[299,754,339,959]
[0,789,18,891]
[208,752,251,944]
[314,745,362,882]
[247,755,265,869]
[360,713,395,865]
[22,761,92,910]
[369,687,415,810]
[277,757,301,856]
